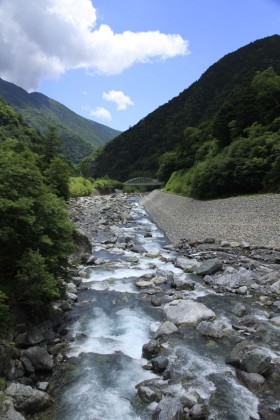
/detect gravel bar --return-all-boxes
[141,190,280,247]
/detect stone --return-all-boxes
[241,348,272,374]
[66,282,78,294]
[66,292,78,302]
[137,386,161,404]
[151,356,169,373]
[151,296,161,307]
[154,321,178,338]
[0,397,25,420]
[180,392,198,409]
[175,257,199,273]
[195,259,223,276]
[232,303,247,317]
[236,370,265,391]
[272,301,280,312]
[270,316,280,326]
[271,280,280,294]
[226,340,254,366]
[23,347,53,372]
[130,244,147,253]
[172,273,195,290]
[152,396,184,420]
[136,280,153,288]
[163,299,215,325]
[142,340,162,360]
[196,321,224,339]
[189,403,209,419]
[5,383,53,414]
[237,286,248,294]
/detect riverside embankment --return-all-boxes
[141,190,280,248]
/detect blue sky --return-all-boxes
[0,0,279,131]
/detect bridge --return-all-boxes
[123,177,164,186]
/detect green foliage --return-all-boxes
[0,138,76,319]
[165,121,280,199]
[69,176,94,197]
[92,177,123,192]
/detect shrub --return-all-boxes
[69,176,94,197]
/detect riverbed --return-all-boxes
[40,193,280,420]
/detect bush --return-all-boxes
[92,177,123,192]
[69,176,94,197]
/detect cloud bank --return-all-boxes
[0,0,189,90]
[103,90,134,110]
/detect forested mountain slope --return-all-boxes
[91,35,280,195]
[0,78,121,163]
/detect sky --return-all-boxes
[0,0,279,132]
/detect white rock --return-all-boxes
[163,299,215,325]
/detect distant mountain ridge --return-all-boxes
[0,78,121,163]
[92,35,280,181]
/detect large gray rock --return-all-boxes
[154,321,178,339]
[0,397,25,420]
[196,320,224,339]
[23,347,53,372]
[175,257,199,273]
[236,370,265,391]
[5,383,53,414]
[151,356,169,373]
[142,340,162,360]
[172,273,195,290]
[163,299,215,326]
[241,348,272,374]
[195,259,223,276]
[152,397,184,420]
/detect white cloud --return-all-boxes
[103,90,134,110]
[0,0,189,90]
[90,106,112,121]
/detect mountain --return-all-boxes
[91,35,280,187]
[0,78,121,163]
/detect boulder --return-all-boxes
[241,348,272,375]
[142,340,162,360]
[151,356,169,373]
[232,303,247,317]
[163,299,215,326]
[5,383,53,414]
[23,347,53,372]
[0,397,25,420]
[172,273,195,290]
[152,396,184,420]
[236,370,265,391]
[154,321,178,339]
[189,403,209,419]
[196,321,224,339]
[195,259,223,276]
[175,257,199,273]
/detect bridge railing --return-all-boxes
[123,177,164,186]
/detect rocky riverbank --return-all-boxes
[1,192,280,419]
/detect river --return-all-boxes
[40,195,280,420]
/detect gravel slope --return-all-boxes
[141,190,280,247]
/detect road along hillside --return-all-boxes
[141,190,280,248]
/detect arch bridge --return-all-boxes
[123,177,164,186]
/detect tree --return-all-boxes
[0,139,76,315]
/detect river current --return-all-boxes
[44,197,263,420]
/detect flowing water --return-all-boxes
[46,198,265,420]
